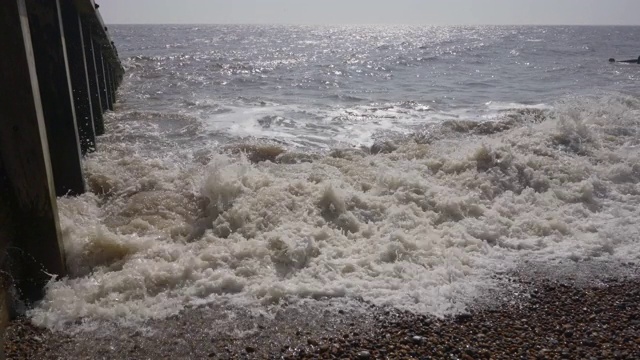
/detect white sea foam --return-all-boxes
[205,101,437,149]
[29,93,640,330]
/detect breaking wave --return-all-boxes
[28,92,640,330]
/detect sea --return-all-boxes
[29,25,640,330]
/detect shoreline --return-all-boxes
[4,259,640,359]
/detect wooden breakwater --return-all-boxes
[0,0,123,350]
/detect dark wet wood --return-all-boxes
[26,0,85,196]
[94,43,111,113]
[83,24,105,135]
[0,0,67,305]
[60,0,96,154]
[0,0,122,333]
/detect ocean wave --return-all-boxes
[28,92,640,330]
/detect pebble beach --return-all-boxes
[5,260,639,359]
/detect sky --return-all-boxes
[100,0,640,26]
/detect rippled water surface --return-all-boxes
[114,25,639,148]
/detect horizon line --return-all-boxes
[104,22,640,27]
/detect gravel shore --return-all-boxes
[4,260,640,359]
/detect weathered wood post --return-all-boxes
[0,0,67,305]
[84,26,105,135]
[60,0,96,154]
[95,44,111,112]
[105,63,115,110]
[102,53,114,111]
[1,1,123,351]
[26,0,85,196]
[113,42,124,87]
[108,64,117,105]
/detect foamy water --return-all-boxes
[27,25,640,330]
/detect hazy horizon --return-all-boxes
[105,22,640,27]
[103,23,640,27]
[100,0,640,26]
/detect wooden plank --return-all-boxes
[104,61,113,110]
[60,0,96,154]
[72,0,96,14]
[83,23,104,135]
[73,0,123,76]
[94,43,110,113]
[101,48,114,111]
[0,0,67,305]
[106,64,116,107]
[26,0,85,196]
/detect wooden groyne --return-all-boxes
[0,0,123,348]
